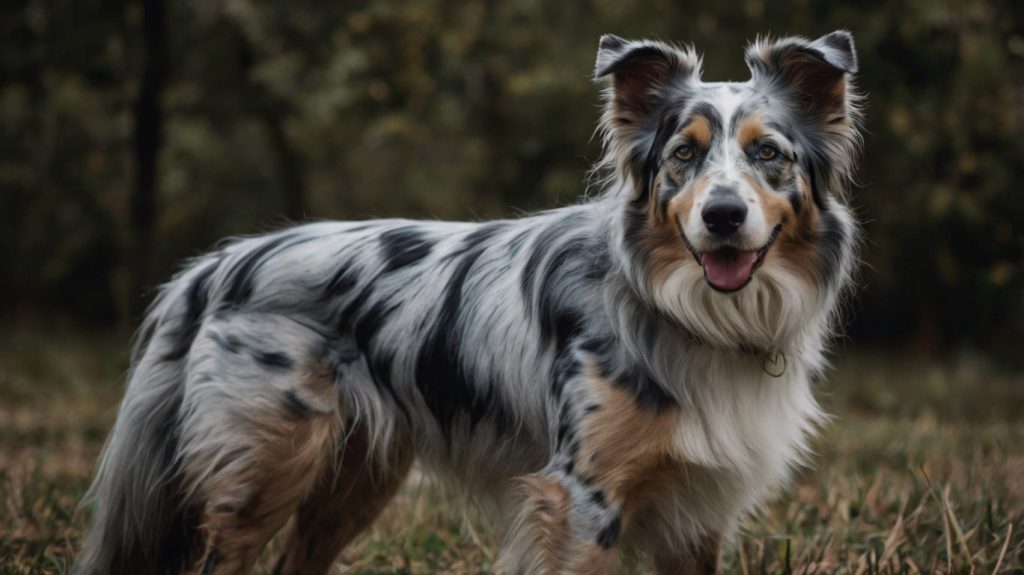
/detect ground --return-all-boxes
[0,330,1021,574]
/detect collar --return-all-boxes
[686,334,788,378]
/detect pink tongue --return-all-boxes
[701,250,759,291]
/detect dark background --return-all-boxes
[2,0,1022,361]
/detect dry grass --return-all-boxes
[0,330,1021,574]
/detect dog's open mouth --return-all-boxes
[683,225,783,293]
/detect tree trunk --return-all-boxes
[262,107,307,222]
[227,17,307,222]
[127,0,167,326]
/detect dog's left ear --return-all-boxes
[745,30,858,124]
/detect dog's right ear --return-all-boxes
[595,35,700,134]
[594,36,700,195]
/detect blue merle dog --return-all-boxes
[76,30,862,575]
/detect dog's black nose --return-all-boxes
[702,195,748,236]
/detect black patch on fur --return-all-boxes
[578,334,610,356]
[621,201,651,260]
[788,184,803,215]
[550,351,581,402]
[441,222,507,266]
[209,332,244,354]
[379,227,434,272]
[817,208,846,289]
[353,300,398,348]
[415,237,513,438]
[800,147,831,211]
[590,489,607,507]
[281,389,316,419]
[368,346,400,411]
[584,246,613,282]
[527,225,605,353]
[596,514,621,549]
[321,265,360,299]
[162,259,220,362]
[538,264,585,350]
[507,225,536,254]
[556,402,574,447]
[353,300,400,402]
[323,338,360,369]
[337,285,410,423]
[520,212,587,310]
[622,368,673,411]
[641,113,681,207]
[221,233,295,306]
[584,335,675,412]
[255,350,293,370]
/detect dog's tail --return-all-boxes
[75,259,219,575]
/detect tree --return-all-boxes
[128,0,167,324]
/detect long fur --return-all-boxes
[77,31,863,574]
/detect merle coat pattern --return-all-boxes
[77,30,862,575]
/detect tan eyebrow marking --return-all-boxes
[736,111,767,149]
[680,116,713,148]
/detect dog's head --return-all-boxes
[597,32,862,349]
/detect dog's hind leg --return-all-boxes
[176,313,347,575]
[270,423,414,575]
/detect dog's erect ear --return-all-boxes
[595,35,700,132]
[745,30,858,124]
[595,35,700,196]
[747,31,862,203]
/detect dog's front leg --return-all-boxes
[497,358,682,574]
[496,469,620,575]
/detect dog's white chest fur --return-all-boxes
[664,349,825,535]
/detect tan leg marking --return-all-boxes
[574,361,680,507]
[184,370,342,575]
[271,425,413,575]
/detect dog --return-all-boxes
[76,30,862,575]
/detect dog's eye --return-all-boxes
[757,144,779,161]
[674,145,695,161]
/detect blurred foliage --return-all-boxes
[0,0,1022,358]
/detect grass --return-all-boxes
[0,330,1022,574]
